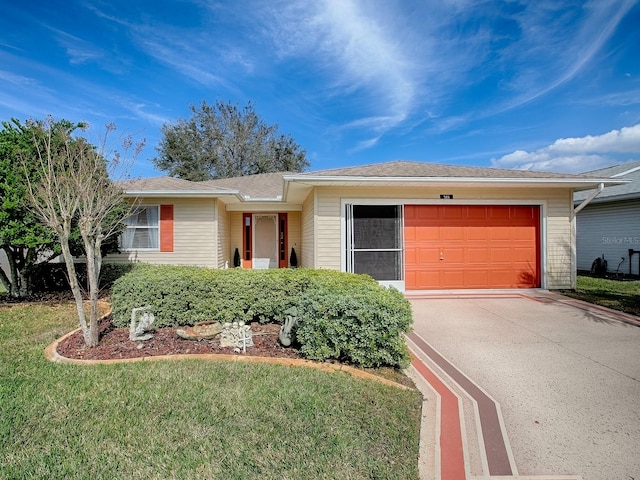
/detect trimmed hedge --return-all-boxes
[111,265,309,327]
[110,265,413,367]
[296,280,412,368]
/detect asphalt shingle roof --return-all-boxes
[298,160,591,179]
[122,161,619,200]
[574,161,640,202]
[200,172,287,199]
[121,176,234,193]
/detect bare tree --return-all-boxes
[24,117,143,347]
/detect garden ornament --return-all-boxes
[278,306,298,347]
[129,305,155,341]
[220,321,254,351]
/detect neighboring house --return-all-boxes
[574,161,640,277]
[108,160,622,291]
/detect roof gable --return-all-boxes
[200,172,287,199]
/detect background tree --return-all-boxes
[0,118,82,297]
[24,118,142,347]
[154,100,309,180]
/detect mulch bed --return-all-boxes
[56,316,303,361]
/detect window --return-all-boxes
[346,204,403,281]
[121,206,159,250]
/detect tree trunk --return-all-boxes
[83,235,102,347]
[17,247,36,298]
[5,248,20,298]
[58,237,92,346]
[0,253,11,293]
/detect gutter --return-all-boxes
[574,182,604,215]
[124,189,242,200]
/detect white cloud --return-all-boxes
[492,124,640,173]
[260,0,418,141]
[0,70,39,88]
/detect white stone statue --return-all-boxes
[129,305,155,341]
[220,321,253,352]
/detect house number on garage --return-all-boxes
[440,194,454,199]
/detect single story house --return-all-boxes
[574,161,640,277]
[108,160,624,291]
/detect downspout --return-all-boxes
[571,183,604,289]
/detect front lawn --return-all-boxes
[560,275,640,317]
[0,302,422,480]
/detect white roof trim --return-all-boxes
[283,174,626,186]
[612,165,640,177]
[124,189,241,198]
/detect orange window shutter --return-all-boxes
[160,205,174,252]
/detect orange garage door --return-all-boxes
[405,205,540,290]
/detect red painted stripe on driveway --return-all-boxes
[411,353,466,480]
[409,332,514,477]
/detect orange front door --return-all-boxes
[405,205,540,290]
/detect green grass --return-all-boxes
[0,302,422,480]
[560,275,640,317]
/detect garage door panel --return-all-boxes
[404,226,417,242]
[466,226,489,240]
[488,270,514,287]
[511,206,536,220]
[405,205,540,289]
[441,270,465,287]
[404,246,417,264]
[442,206,464,219]
[488,207,511,220]
[512,247,536,262]
[443,247,464,263]
[442,226,465,240]
[466,206,488,220]
[489,226,512,241]
[414,247,440,263]
[513,226,536,240]
[414,270,441,288]
[466,247,490,263]
[465,270,489,287]
[490,247,512,263]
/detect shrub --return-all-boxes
[110,265,413,367]
[110,265,309,328]
[296,278,412,368]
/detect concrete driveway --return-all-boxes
[407,291,640,480]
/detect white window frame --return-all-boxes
[121,205,160,251]
[344,202,405,290]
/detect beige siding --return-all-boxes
[216,200,231,268]
[106,197,217,267]
[301,191,315,267]
[546,190,574,289]
[310,186,574,289]
[287,211,301,266]
[229,211,243,266]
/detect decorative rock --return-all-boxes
[129,306,155,341]
[176,321,223,340]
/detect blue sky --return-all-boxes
[1,0,639,177]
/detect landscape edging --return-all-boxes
[44,324,412,391]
